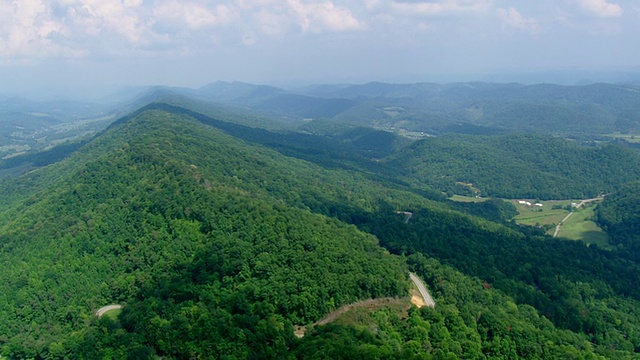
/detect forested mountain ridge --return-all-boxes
[0,108,410,358]
[3,80,640,169]
[386,133,640,199]
[1,104,640,358]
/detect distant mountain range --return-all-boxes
[129,80,640,137]
[3,80,640,161]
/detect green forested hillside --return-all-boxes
[387,133,640,199]
[1,104,639,359]
[359,205,640,357]
[0,109,409,358]
[596,181,640,259]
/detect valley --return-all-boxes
[0,82,639,359]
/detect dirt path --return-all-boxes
[294,273,436,338]
[294,297,406,338]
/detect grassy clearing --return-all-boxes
[329,298,412,328]
[512,200,574,231]
[102,308,122,320]
[449,195,490,203]
[395,128,431,140]
[606,132,640,143]
[556,206,611,249]
[511,199,610,246]
[295,297,412,337]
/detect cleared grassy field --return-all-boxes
[556,206,611,249]
[102,308,122,320]
[512,199,610,248]
[512,200,574,230]
[606,132,640,143]
[449,195,490,203]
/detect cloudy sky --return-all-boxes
[1,0,639,95]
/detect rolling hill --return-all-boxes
[0,106,410,358]
[169,81,640,137]
[0,102,639,358]
[386,133,640,199]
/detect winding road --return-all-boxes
[396,211,413,223]
[410,272,435,307]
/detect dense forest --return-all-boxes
[0,110,410,358]
[0,99,639,359]
[386,133,640,199]
[596,181,640,260]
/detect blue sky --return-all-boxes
[1,0,639,96]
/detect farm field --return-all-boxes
[556,205,611,249]
[512,199,575,230]
[606,132,640,143]
[512,199,609,247]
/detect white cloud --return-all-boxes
[3,0,629,66]
[575,0,623,17]
[364,0,383,10]
[0,0,78,58]
[391,0,492,15]
[498,7,540,33]
[286,0,364,32]
[153,1,234,30]
[236,0,363,35]
[78,0,148,44]
[253,9,290,36]
[0,0,368,60]
[124,0,143,7]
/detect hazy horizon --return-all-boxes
[1,0,640,98]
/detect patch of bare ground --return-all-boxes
[295,297,412,338]
[410,288,426,308]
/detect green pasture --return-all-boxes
[512,199,610,247]
[606,132,640,143]
[556,206,611,249]
[512,200,574,228]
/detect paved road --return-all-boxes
[409,272,435,307]
[96,304,122,318]
[553,197,603,238]
[395,211,413,223]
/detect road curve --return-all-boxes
[395,211,413,223]
[96,304,122,318]
[409,273,435,307]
